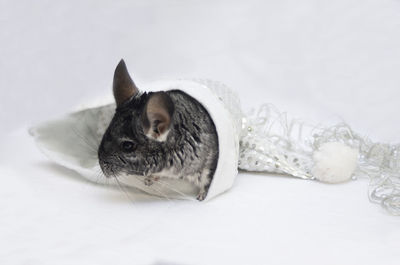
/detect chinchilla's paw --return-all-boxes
[196,191,207,201]
[144,176,160,186]
[144,177,154,186]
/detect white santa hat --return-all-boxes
[30,79,240,201]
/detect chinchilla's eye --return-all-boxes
[121,141,135,152]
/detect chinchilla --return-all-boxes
[98,59,219,200]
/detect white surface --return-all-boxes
[1,0,400,264]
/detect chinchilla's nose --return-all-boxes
[99,159,115,178]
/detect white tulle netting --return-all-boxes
[243,105,400,214]
[192,80,400,215]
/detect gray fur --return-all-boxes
[98,89,219,201]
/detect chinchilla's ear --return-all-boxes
[113,59,139,106]
[142,92,174,141]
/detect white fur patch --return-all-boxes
[154,168,210,188]
[312,142,359,183]
[145,129,170,142]
[153,167,178,179]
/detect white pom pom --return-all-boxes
[312,142,359,183]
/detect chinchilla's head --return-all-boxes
[98,59,174,178]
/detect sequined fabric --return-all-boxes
[192,80,400,215]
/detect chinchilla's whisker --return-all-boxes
[121,174,172,203]
[95,168,106,184]
[156,179,196,201]
[83,116,102,145]
[146,182,173,203]
[103,172,111,186]
[73,129,97,152]
[113,174,137,205]
[118,174,194,201]
[77,111,103,147]
[88,165,104,185]
[71,126,99,154]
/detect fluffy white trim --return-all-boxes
[312,142,359,183]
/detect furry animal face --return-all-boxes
[98,93,153,177]
[98,59,219,200]
[98,60,174,178]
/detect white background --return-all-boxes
[1,0,399,264]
